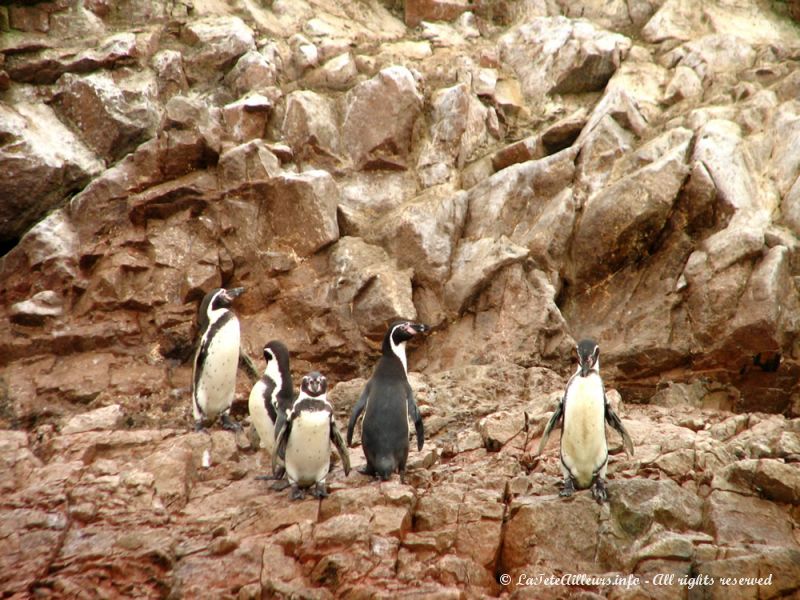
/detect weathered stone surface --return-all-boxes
[498,17,632,103]
[282,90,340,163]
[444,236,529,314]
[180,16,256,83]
[263,170,340,257]
[5,32,139,85]
[51,71,161,163]
[0,102,102,245]
[570,128,692,285]
[342,66,423,169]
[61,404,124,434]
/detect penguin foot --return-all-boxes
[220,414,242,432]
[358,465,376,477]
[559,478,576,498]
[193,421,209,433]
[271,480,291,492]
[591,478,608,504]
[312,482,329,499]
[290,484,306,501]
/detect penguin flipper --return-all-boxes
[331,421,351,476]
[406,387,424,451]
[536,400,563,456]
[273,410,286,445]
[346,382,371,446]
[272,418,292,474]
[605,404,634,456]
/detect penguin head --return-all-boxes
[300,371,327,397]
[383,320,429,355]
[576,339,600,377]
[263,340,290,370]
[201,286,245,314]
[214,287,244,309]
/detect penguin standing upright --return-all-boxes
[347,320,428,482]
[273,372,350,500]
[248,340,294,454]
[191,287,245,431]
[537,339,634,503]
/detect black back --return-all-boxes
[263,340,294,419]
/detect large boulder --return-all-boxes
[342,66,423,169]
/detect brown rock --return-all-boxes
[405,0,471,28]
[282,90,340,163]
[570,129,692,286]
[498,17,631,103]
[342,66,423,169]
[222,94,271,144]
[51,72,160,163]
[0,103,102,245]
[704,490,797,547]
[180,16,256,83]
[243,170,340,257]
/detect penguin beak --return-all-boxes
[226,287,245,299]
[580,362,590,377]
[405,322,429,335]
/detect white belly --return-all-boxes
[195,318,240,420]
[561,374,607,489]
[248,380,275,453]
[285,411,332,487]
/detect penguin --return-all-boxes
[537,339,634,503]
[346,320,428,482]
[191,287,245,431]
[248,340,294,471]
[272,371,350,500]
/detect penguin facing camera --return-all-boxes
[537,339,634,503]
[248,340,294,479]
[347,320,428,483]
[191,287,245,431]
[273,371,351,500]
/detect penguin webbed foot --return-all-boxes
[194,421,209,433]
[591,478,608,504]
[271,480,291,492]
[312,482,329,499]
[290,484,306,500]
[358,464,376,477]
[220,414,242,432]
[559,477,576,498]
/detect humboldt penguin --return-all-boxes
[537,339,634,503]
[273,371,350,500]
[248,340,293,457]
[346,320,428,482]
[191,287,244,430]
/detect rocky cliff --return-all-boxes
[1,0,800,598]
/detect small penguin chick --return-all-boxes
[192,287,245,432]
[273,371,350,500]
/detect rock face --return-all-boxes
[1,0,800,598]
